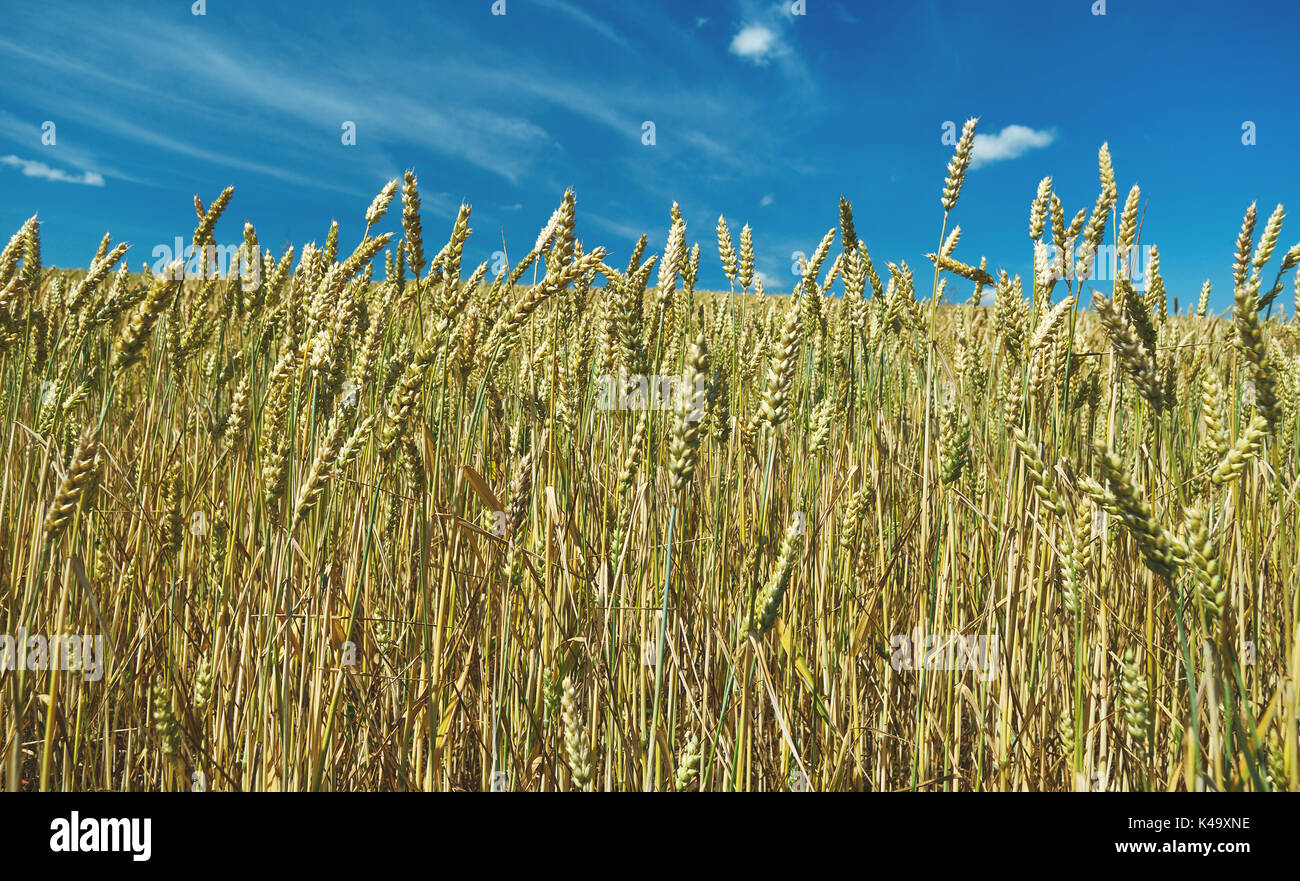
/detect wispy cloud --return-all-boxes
[680,130,745,170]
[533,0,629,48]
[760,193,774,206]
[584,210,655,244]
[832,3,860,24]
[58,100,361,194]
[970,124,1055,168]
[0,0,796,225]
[0,18,547,188]
[1,155,104,185]
[430,51,781,192]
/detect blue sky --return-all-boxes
[2,0,1298,311]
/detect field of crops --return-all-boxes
[1,119,1296,791]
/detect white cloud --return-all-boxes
[725,5,812,84]
[730,24,780,64]
[1,154,104,185]
[760,193,774,206]
[0,109,137,184]
[970,124,1055,168]
[695,16,709,28]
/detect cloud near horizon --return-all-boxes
[2,154,105,185]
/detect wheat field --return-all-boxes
[1,119,1296,792]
